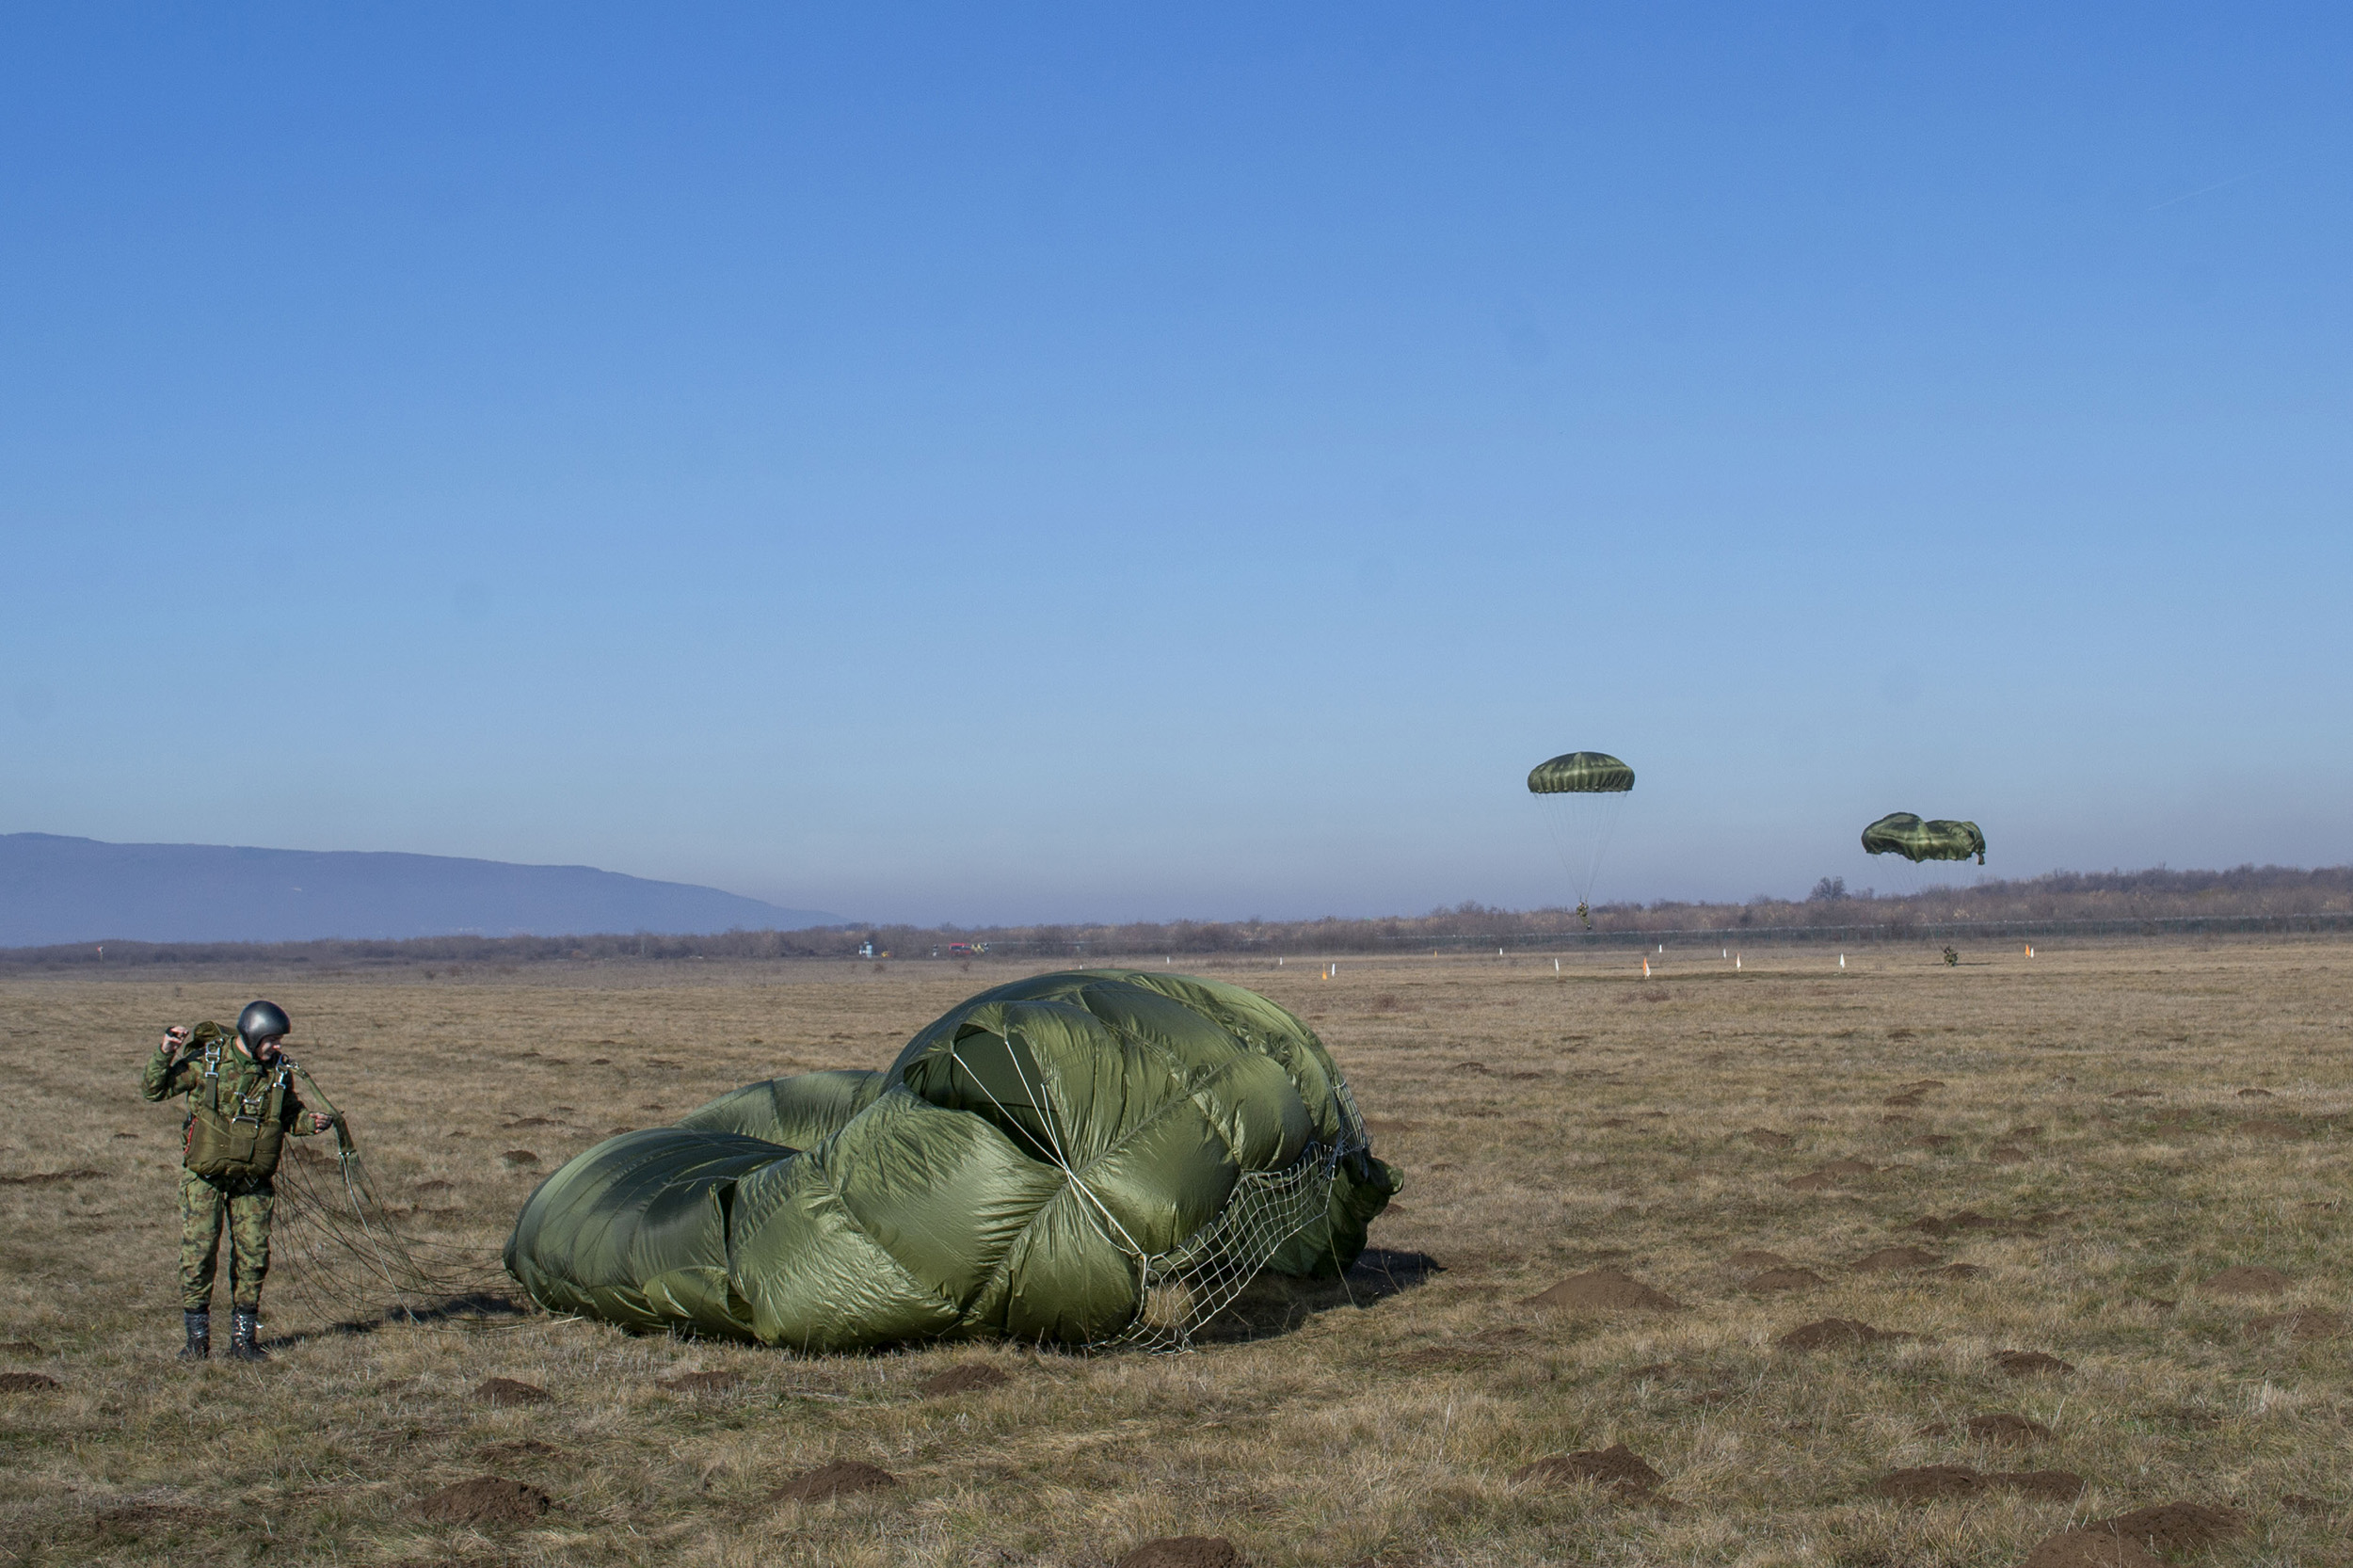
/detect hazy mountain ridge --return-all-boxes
[0,833,842,946]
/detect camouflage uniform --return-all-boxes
[142,1035,321,1312]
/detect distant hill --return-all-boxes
[0,833,844,947]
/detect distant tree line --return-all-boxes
[7,863,2349,970]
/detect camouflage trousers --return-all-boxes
[180,1169,276,1311]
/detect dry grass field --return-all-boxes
[1,937,2347,1567]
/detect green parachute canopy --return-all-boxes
[504,970,1398,1352]
[1526,751,1636,793]
[1861,812,1986,866]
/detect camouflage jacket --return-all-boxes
[140,1024,322,1136]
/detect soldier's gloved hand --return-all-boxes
[311,1113,334,1132]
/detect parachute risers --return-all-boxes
[504,970,1399,1352]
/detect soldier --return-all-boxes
[141,1000,333,1361]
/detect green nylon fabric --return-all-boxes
[503,969,1399,1351]
[1526,751,1635,793]
[1861,812,1987,864]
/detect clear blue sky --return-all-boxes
[6,6,2349,924]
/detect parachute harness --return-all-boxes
[946,1029,1368,1354]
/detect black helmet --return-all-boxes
[237,1000,292,1047]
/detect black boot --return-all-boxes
[179,1308,210,1361]
[225,1306,267,1362]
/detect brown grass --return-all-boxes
[1,937,2347,1564]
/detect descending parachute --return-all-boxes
[1861,813,1987,866]
[504,969,1399,1352]
[1527,750,1635,928]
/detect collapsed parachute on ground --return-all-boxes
[504,969,1399,1352]
[1862,812,1986,866]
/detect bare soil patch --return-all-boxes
[412,1476,552,1525]
[1525,1268,1684,1312]
[1970,1413,2052,1446]
[773,1459,900,1502]
[1935,1264,1988,1281]
[1114,1538,1242,1568]
[2244,1307,2345,1340]
[2236,1119,2300,1138]
[2201,1266,2290,1296]
[471,1377,552,1405]
[1988,1144,2032,1164]
[918,1364,1011,1397]
[2097,1501,2247,1553]
[1993,1351,2074,1376]
[0,1339,41,1355]
[1904,1134,1954,1149]
[0,1371,59,1391]
[1512,1443,1663,1497]
[498,1149,540,1168]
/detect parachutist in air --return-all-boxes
[1576,901,1592,930]
[141,1000,333,1361]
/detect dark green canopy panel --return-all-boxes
[1527,751,1635,794]
[504,970,1399,1352]
[1861,812,1987,865]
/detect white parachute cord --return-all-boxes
[946,1042,1147,1260]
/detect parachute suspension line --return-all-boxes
[263,1060,513,1334]
[947,1041,1147,1261]
[1105,1064,1370,1355]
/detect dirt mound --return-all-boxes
[2021,1528,2164,1568]
[1872,1466,2083,1504]
[657,1370,743,1393]
[1989,1145,2032,1165]
[773,1459,900,1502]
[1873,1464,1983,1501]
[1884,1093,1924,1108]
[412,1477,552,1525]
[2201,1265,2291,1296]
[1994,1350,2073,1376]
[1937,1264,1988,1281]
[1511,1443,1663,1496]
[2246,1307,2345,1340]
[476,1439,561,1463]
[1525,1268,1684,1312]
[2098,1502,2247,1553]
[1778,1318,1905,1351]
[498,1150,539,1170]
[1971,1413,2053,1445]
[2236,1119,2300,1138]
[504,1115,559,1128]
[2107,1088,2160,1099]
[412,1179,454,1192]
[1854,1246,1941,1272]
[1747,1268,1826,1292]
[0,1340,41,1356]
[1728,1249,1790,1270]
[1743,1128,1794,1149]
[89,1504,212,1536]
[0,1371,59,1392]
[471,1377,552,1405]
[1114,1538,1242,1568]
[2280,1494,2333,1516]
[1905,1134,1955,1150]
[918,1364,1011,1397]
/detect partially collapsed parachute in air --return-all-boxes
[504,970,1398,1352]
[1862,812,1986,866]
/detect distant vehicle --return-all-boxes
[948,942,987,956]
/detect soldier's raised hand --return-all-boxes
[161,1026,190,1054]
